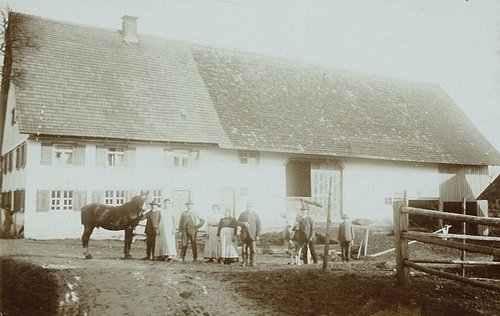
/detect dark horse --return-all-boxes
[81,190,150,259]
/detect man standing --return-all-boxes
[237,202,262,266]
[178,199,205,262]
[141,201,160,260]
[299,205,318,264]
[338,214,355,262]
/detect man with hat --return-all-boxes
[141,200,161,260]
[338,214,355,262]
[178,199,205,262]
[298,204,318,264]
[237,202,262,266]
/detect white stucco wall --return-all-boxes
[341,158,440,224]
[16,137,489,239]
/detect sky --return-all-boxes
[2,0,500,167]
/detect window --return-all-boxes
[2,191,12,208]
[165,148,199,169]
[42,143,85,166]
[173,149,190,168]
[15,143,26,170]
[105,190,126,206]
[151,189,162,205]
[238,151,258,167]
[11,108,16,125]
[107,147,125,167]
[385,197,393,205]
[96,146,134,168]
[53,145,74,165]
[13,190,25,212]
[50,190,73,211]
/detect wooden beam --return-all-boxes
[394,190,410,287]
[405,260,500,292]
[402,231,496,255]
[412,260,500,266]
[417,232,500,242]
[401,207,500,226]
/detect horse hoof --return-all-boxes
[85,254,93,259]
[123,254,132,260]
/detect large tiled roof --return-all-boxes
[9,12,500,165]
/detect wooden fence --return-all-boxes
[394,192,500,292]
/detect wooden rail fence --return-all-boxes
[394,192,500,292]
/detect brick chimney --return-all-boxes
[121,15,138,43]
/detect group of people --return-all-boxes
[141,197,355,266]
[140,199,262,266]
[284,204,355,264]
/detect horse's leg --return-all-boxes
[124,228,133,259]
[82,225,94,259]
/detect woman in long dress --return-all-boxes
[217,209,239,264]
[204,204,221,262]
[155,198,177,261]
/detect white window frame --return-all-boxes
[53,144,74,165]
[50,190,73,211]
[151,189,162,205]
[107,147,125,167]
[238,151,259,167]
[171,149,199,169]
[105,190,126,206]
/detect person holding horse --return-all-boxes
[178,199,205,262]
[338,214,355,262]
[298,205,318,264]
[141,200,161,260]
[237,202,262,267]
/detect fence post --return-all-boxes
[394,191,410,287]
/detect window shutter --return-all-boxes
[190,150,199,168]
[96,146,106,167]
[22,143,27,168]
[41,143,52,165]
[91,191,103,203]
[8,152,12,172]
[15,147,20,169]
[164,149,173,168]
[126,147,136,168]
[36,190,50,212]
[20,190,25,212]
[74,145,86,166]
[13,190,19,212]
[73,191,87,211]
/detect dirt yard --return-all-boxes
[1,229,499,316]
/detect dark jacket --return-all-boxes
[179,210,205,235]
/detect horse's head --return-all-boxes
[131,190,150,213]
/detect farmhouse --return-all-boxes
[1,12,500,239]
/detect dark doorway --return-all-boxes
[286,160,311,197]
[443,202,478,235]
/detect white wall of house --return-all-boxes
[1,86,28,154]
[10,136,493,239]
[341,158,440,224]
